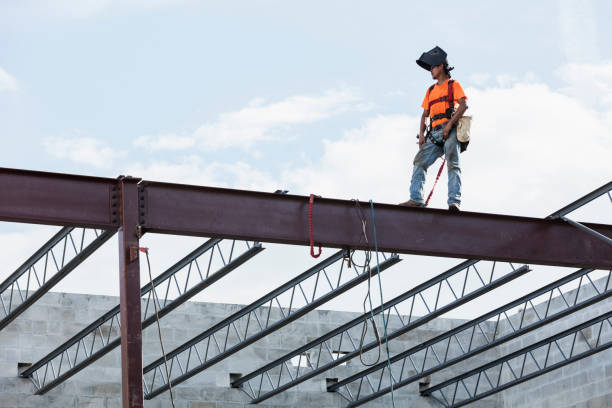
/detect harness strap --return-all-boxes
[427,80,455,116]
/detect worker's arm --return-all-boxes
[419,109,429,147]
[442,97,468,140]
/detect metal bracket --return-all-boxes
[129,246,139,263]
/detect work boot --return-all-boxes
[448,203,460,213]
[400,200,425,207]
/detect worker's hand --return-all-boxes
[418,133,426,148]
[442,123,452,140]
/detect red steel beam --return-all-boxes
[0,167,118,228]
[117,177,143,408]
[139,181,612,269]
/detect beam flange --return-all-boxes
[139,181,612,268]
[0,167,119,228]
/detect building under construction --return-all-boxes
[0,168,610,407]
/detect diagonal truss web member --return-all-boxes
[232,259,531,404]
[332,267,611,406]
[0,227,115,332]
[21,237,262,394]
[143,249,401,399]
[420,311,612,408]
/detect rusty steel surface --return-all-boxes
[117,177,143,408]
[139,181,612,269]
[0,167,119,228]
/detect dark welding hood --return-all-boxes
[416,46,453,71]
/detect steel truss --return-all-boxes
[330,267,611,406]
[232,260,531,403]
[420,311,612,407]
[0,227,115,331]
[21,238,262,394]
[143,250,400,399]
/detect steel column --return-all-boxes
[420,311,612,407]
[118,177,143,408]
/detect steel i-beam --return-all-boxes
[330,268,611,406]
[21,237,262,394]
[143,250,400,399]
[137,181,612,268]
[0,226,115,331]
[420,311,612,408]
[0,167,119,228]
[232,261,531,404]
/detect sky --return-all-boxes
[0,0,611,321]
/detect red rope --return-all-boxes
[425,159,446,206]
[309,194,322,258]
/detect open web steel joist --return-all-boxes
[0,226,115,331]
[420,311,612,407]
[0,167,610,408]
[232,261,531,403]
[142,250,400,399]
[328,268,611,406]
[21,237,262,394]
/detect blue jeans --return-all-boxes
[409,126,461,206]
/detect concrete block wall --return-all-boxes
[0,280,610,408]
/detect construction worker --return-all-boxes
[401,46,468,212]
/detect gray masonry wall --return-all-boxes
[0,285,610,408]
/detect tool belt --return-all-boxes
[427,123,452,147]
[426,122,469,152]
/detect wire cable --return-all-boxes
[141,248,176,408]
[352,200,382,367]
[369,200,396,407]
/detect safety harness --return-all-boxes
[428,79,455,128]
[425,79,468,153]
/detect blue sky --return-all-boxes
[1,0,611,315]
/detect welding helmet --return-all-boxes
[416,46,453,71]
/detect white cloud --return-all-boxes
[133,133,195,151]
[281,114,416,202]
[44,135,125,168]
[0,67,19,92]
[556,61,612,106]
[125,155,279,191]
[193,89,365,150]
[136,89,366,152]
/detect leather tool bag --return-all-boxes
[457,115,472,143]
